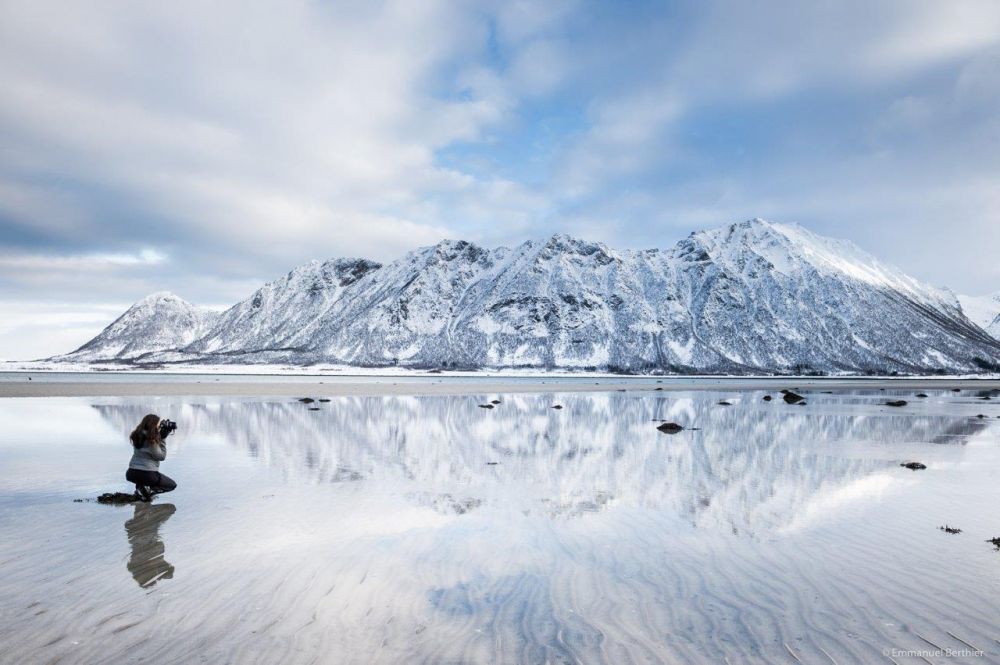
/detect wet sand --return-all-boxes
[1,384,999,663]
[2,373,999,397]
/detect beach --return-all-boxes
[2,369,999,397]
[1,375,999,664]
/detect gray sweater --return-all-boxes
[128,434,170,471]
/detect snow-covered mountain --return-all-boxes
[55,220,1000,374]
[958,291,1000,339]
[55,292,219,362]
[188,258,381,356]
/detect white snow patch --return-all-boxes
[665,338,695,364]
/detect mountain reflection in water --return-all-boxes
[93,390,990,536]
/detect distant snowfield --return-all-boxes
[2,360,625,378]
[958,291,1000,335]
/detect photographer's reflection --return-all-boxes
[125,502,176,588]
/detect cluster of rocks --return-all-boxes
[72,492,143,505]
[298,397,332,411]
[477,398,503,409]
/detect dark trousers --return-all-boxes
[126,468,177,495]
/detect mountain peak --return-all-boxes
[137,291,187,305]
[541,232,594,247]
[681,218,944,300]
[529,233,616,265]
[56,290,216,362]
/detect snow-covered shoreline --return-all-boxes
[3,360,998,399]
[3,359,998,381]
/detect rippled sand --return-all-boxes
[1,386,999,664]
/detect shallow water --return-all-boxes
[1,388,998,664]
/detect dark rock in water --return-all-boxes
[717,400,732,406]
[951,388,961,392]
[916,393,928,398]
[490,399,501,405]
[783,391,805,404]
[551,404,563,409]
[885,400,907,407]
[654,387,663,391]
[900,462,927,470]
[308,407,320,411]
[976,414,986,419]
[656,422,684,434]
[486,461,499,465]
[318,398,331,402]
[988,537,1000,550]
[939,525,962,534]
[97,492,141,505]
[478,404,494,409]
[797,402,807,406]
[298,397,315,403]
[763,395,773,401]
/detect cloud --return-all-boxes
[520,1,1000,290]
[0,249,166,271]
[0,0,507,262]
[0,301,131,360]
[1,0,1000,359]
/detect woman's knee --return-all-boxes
[159,475,177,492]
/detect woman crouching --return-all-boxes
[126,414,178,501]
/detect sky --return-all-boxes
[1,0,999,359]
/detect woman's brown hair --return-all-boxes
[130,414,161,449]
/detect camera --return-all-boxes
[159,419,178,437]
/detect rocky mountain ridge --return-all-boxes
[54,219,1000,374]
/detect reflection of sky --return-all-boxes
[0,390,998,664]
